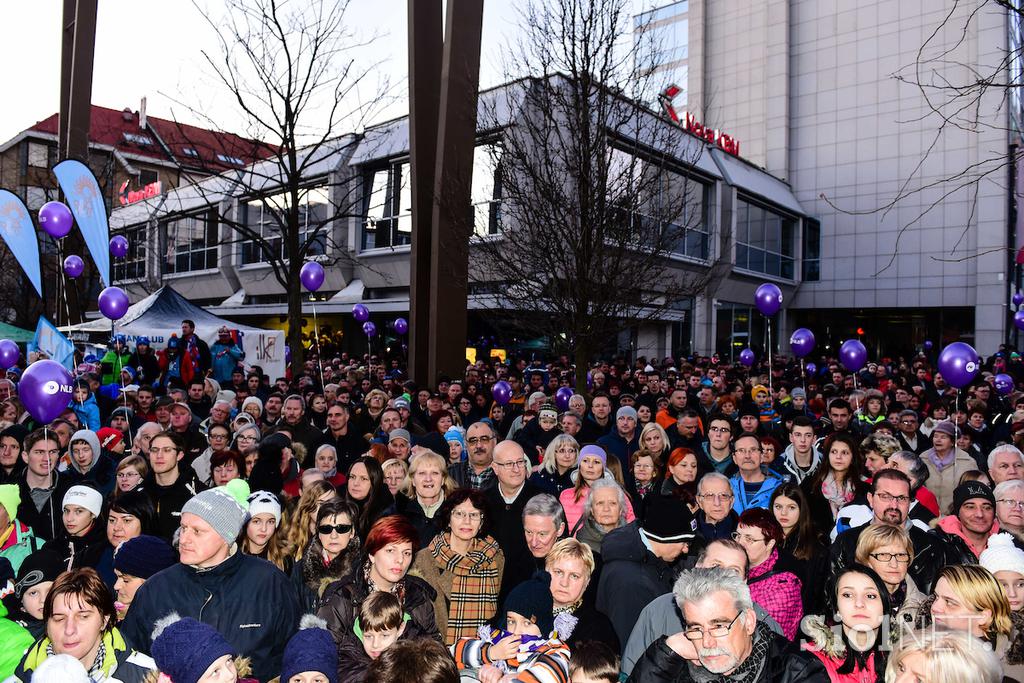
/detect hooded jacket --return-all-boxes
[145,470,206,542]
[63,429,117,498]
[290,536,360,612]
[627,622,828,683]
[596,521,690,647]
[71,392,101,431]
[800,615,883,683]
[16,470,73,543]
[729,467,785,514]
[38,517,111,579]
[773,444,822,484]
[120,551,300,683]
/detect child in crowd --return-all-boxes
[274,614,338,683]
[339,592,409,682]
[451,576,571,683]
[568,641,620,683]
[150,612,257,683]
[70,380,100,431]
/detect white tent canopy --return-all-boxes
[63,286,286,381]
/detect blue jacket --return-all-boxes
[120,551,300,682]
[71,393,101,431]
[210,340,244,384]
[730,468,785,514]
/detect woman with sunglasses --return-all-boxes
[293,499,361,611]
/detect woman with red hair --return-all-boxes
[317,514,442,644]
[660,447,702,503]
[732,507,804,640]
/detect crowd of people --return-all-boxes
[3,321,1024,682]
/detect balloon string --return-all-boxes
[801,358,806,395]
[311,296,325,389]
[767,318,773,395]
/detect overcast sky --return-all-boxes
[0,0,529,143]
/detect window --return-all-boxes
[241,185,329,264]
[472,144,502,236]
[24,186,47,211]
[113,225,147,281]
[217,154,244,166]
[182,147,199,158]
[139,169,159,186]
[164,210,218,274]
[361,162,411,250]
[802,218,821,282]
[734,197,796,278]
[122,132,153,146]
[27,142,48,169]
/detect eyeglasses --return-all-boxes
[317,523,353,535]
[451,510,482,521]
[731,532,766,544]
[873,492,911,505]
[466,435,493,446]
[683,611,743,641]
[708,426,731,434]
[734,448,762,455]
[998,499,1024,509]
[493,460,527,470]
[698,493,734,502]
[869,552,911,564]
[116,471,140,480]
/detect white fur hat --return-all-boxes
[980,533,1024,577]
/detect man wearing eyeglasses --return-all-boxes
[831,468,955,593]
[448,422,497,490]
[728,434,783,514]
[695,473,738,540]
[626,567,825,682]
[895,409,927,455]
[484,441,543,601]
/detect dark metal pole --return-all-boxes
[59,0,98,161]
[407,0,443,385]
[427,0,484,383]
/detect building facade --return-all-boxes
[636,0,1022,357]
[109,77,815,363]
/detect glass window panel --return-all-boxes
[782,257,795,280]
[747,248,765,273]
[764,213,781,252]
[735,244,748,270]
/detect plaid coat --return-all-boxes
[412,532,505,645]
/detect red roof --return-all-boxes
[28,105,276,172]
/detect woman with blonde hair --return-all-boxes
[395,450,457,546]
[111,455,148,498]
[911,564,1012,650]
[886,629,1002,683]
[855,522,926,628]
[636,422,670,462]
[381,457,408,497]
[283,479,338,563]
[529,433,579,495]
[356,388,389,439]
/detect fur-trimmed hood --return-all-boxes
[300,536,359,597]
[801,615,846,659]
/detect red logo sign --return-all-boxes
[658,85,741,157]
[118,180,162,206]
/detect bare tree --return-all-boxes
[472,0,728,388]
[151,0,392,373]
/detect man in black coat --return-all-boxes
[830,468,954,594]
[484,440,543,601]
[627,567,827,682]
[16,429,72,541]
[597,494,699,646]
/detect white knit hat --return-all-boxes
[31,654,91,683]
[980,533,1024,576]
[247,490,282,525]
[62,485,103,518]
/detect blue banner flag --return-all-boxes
[0,190,43,297]
[53,159,110,287]
[29,316,76,369]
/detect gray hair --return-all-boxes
[213,399,232,409]
[697,472,730,495]
[135,421,161,440]
[583,478,628,529]
[889,450,929,488]
[988,444,1024,471]
[994,479,1024,500]
[523,493,567,530]
[315,444,337,458]
[673,566,753,616]
[540,434,580,474]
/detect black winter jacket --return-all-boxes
[394,493,442,549]
[16,471,73,542]
[146,470,206,541]
[627,625,828,682]
[120,552,300,682]
[596,522,690,646]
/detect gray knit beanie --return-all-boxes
[180,488,248,544]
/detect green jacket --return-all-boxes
[100,350,132,385]
[0,602,32,680]
[14,627,154,682]
[0,521,40,574]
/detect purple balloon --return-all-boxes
[20,359,73,424]
[353,304,370,323]
[923,340,934,351]
[98,286,130,320]
[995,373,1015,396]
[109,235,129,258]
[285,345,292,362]
[839,339,868,372]
[739,348,755,367]
[806,362,817,375]
[937,341,980,389]
[0,340,18,370]
[362,321,377,337]
[394,317,408,335]
[38,201,74,239]
[300,262,325,292]
[789,328,815,358]
[63,255,85,278]
[1015,311,1024,332]
[492,380,512,406]
[754,283,783,317]
[555,386,573,411]
[1015,292,1024,307]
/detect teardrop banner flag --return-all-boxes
[53,159,110,286]
[0,190,43,297]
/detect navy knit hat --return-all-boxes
[113,535,177,579]
[281,615,338,683]
[151,613,235,683]
[500,576,554,636]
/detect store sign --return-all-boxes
[118,179,162,206]
[658,84,741,157]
